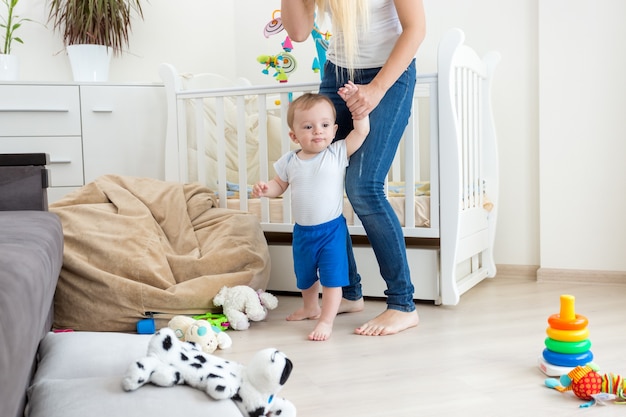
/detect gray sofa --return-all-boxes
[0,154,242,417]
[0,154,63,417]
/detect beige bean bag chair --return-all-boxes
[50,175,270,332]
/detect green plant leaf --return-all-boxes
[1,0,38,54]
[47,0,144,57]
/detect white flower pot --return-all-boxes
[67,44,112,82]
[0,54,19,81]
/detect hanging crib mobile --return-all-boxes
[257,10,330,83]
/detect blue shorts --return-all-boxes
[292,215,349,290]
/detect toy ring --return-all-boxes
[548,313,589,330]
[542,348,593,367]
[546,326,589,342]
[264,10,284,38]
[544,337,592,354]
[278,52,297,74]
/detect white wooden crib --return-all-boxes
[159,28,500,305]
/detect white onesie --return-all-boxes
[273,140,348,226]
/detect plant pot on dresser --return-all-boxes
[0,54,19,81]
[0,82,167,202]
[66,45,112,82]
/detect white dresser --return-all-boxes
[0,83,166,202]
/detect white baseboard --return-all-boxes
[493,265,626,285]
[537,268,626,285]
[494,264,539,280]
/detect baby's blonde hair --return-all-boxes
[287,93,336,130]
[315,0,369,80]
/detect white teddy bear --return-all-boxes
[168,315,232,354]
[213,286,279,330]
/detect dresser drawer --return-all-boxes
[48,186,80,204]
[0,137,84,187]
[0,85,81,137]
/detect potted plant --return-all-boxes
[1,0,32,80]
[47,0,144,81]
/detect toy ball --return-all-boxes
[565,366,603,400]
[545,364,626,404]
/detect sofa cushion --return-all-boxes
[0,153,50,211]
[0,166,49,211]
[26,331,241,417]
[0,211,62,417]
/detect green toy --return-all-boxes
[193,312,230,331]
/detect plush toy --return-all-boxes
[231,346,296,417]
[213,285,278,330]
[545,364,626,406]
[168,315,232,354]
[122,328,296,417]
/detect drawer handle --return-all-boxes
[49,158,72,165]
[91,108,113,113]
[0,108,70,113]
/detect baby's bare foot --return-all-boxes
[355,309,419,336]
[337,297,364,314]
[286,306,321,321]
[308,321,333,341]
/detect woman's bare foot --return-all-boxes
[308,321,333,341]
[286,306,321,321]
[355,309,419,336]
[337,297,365,314]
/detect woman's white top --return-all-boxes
[326,0,401,68]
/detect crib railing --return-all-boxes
[163,67,441,237]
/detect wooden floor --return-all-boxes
[222,276,626,416]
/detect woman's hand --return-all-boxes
[342,82,386,120]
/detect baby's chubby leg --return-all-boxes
[309,286,342,341]
[287,281,321,321]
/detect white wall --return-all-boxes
[10,1,626,277]
[418,0,539,267]
[539,0,626,272]
[15,0,236,82]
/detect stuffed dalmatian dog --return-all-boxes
[122,328,296,417]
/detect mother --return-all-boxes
[280,0,426,336]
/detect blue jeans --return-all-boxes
[319,59,417,312]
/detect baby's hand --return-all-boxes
[252,182,269,197]
[338,81,358,101]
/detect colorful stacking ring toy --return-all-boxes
[542,348,593,367]
[548,313,588,330]
[544,337,591,354]
[540,295,594,376]
[546,326,589,342]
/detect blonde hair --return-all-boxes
[315,0,369,80]
[287,93,336,130]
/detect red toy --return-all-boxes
[545,364,626,406]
